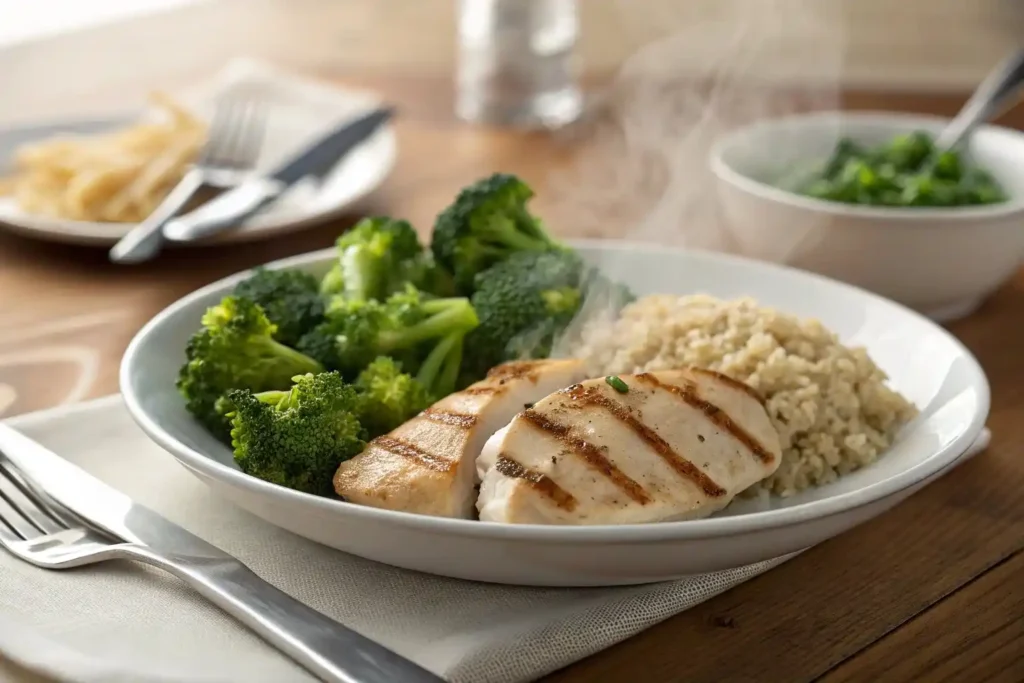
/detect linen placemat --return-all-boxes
[0,396,990,683]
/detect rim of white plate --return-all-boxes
[120,240,991,543]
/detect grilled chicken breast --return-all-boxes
[476,367,782,525]
[333,359,587,518]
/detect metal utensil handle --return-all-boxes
[118,544,445,683]
[937,49,1024,150]
[162,178,283,242]
[108,169,206,263]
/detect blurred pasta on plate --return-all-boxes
[0,93,207,223]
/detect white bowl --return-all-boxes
[710,111,1024,321]
[120,241,989,586]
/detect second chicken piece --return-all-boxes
[476,367,783,524]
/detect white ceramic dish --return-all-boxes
[710,111,1024,322]
[0,109,395,247]
[120,241,990,586]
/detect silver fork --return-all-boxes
[108,95,267,264]
[0,449,445,683]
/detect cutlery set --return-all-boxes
[108,101,395,264]
[0,423,442,683]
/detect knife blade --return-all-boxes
[163,106,394,243]
[0,422,231,559]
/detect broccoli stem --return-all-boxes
[253,389,289,406]
[378,300,478,351]
[482,215,558,253]
[339,244,384,301]
[514,208,551,241]
[257,337,324,375]
[416,332,464,398]
[436,337,463,397]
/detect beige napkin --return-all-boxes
[0,397,990,683]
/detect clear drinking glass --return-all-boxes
[456,0,583,128]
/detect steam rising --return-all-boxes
[546,0,847,358]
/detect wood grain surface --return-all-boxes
[2,5,1024,683]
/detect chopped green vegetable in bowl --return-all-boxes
[780,131,1009,207]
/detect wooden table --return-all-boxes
[2,40,1024,683]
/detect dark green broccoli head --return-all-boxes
[430,173,566,293]
[296,297,392,376]
[462,250,586,382]
[297,286,478,378]
[353,356,431,438]
[392,251,457,299]
[176,296,323,439]
[232,267,325,346]
[227,371,366,496]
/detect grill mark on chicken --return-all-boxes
[687,367,767,406]
[495,455,578,511]
[519,409,652,505]
[463,385,499,396]
[420,408,477,428]
[370,436,454,472]
[486,361,544,382]
[561,384,728,497]
[634,373,776,465]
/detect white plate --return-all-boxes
[120,241,990,586]
[0,107,396,247]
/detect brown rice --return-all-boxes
[573,294,918,496]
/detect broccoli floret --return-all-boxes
[297,286,479,378]
[461,250,586,382]
[176,296,323,439]
[227,372,366,496]
[430,173,567,293]
[232,267,325,346]
[353,357,431,438]
[320,217,456,299]
[328,217,426,301]
[393,251,457,299]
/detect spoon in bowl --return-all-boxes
[935,49,1024,152]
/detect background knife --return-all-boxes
[163,106,394,243]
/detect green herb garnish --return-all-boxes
[605,375,629,393]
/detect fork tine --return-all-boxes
[237,100,266,167]
[0,483,39,540]
[219,98,257,169]
[0,456,69,537]
[201,96,242,164]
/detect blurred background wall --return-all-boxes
[1,0,1022,125]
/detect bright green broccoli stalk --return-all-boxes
[461,250,586,383]
[319,262,345,297]
[226,371,366,496]
[336,217,422,300]
[297,285,479,378]
[176,296,323,439]
[232,267,325,346]
[353,357,431,438]
[430,173,567,294]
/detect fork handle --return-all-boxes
[108,169,206,264]
[118,545,444,683]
